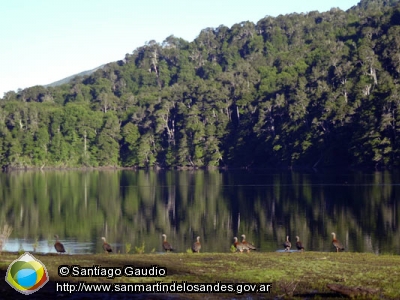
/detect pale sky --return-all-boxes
[0,0,358,97]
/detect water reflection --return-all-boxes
[0,170,399,254]
[5,238,94,254]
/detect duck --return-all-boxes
[192,236,201,253]
[162,234,174,252]
[233,236,239,248]
[295,236,304,251]
[101,237,112,253]
[331,232,345,252]
[241,234,257,252]
[233,237,249,253]
[283,235,291,251]
[54,235,66,254]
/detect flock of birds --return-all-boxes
[53,235,113,254]
[278,233,343,253]
[161,232,344,253]
[231,234,304,253]
[161,233,201,253]
[53,232,345,254]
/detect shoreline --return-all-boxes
[1,164,394,172]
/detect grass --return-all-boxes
[1,251,400,299]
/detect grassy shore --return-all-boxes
[1,251,399,299]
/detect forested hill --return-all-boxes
[1,0,400,170]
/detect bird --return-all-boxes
[101,237,112,253]
[295,236,304,251]
[283,235,291,251]
[233,236,239,248]
[192,236,201,253]
[331,232,345,252]
[162,234,174,252]
[54,235,66,254]
[241,234,257,252]
[233,237,249,253]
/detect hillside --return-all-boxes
[1,0,400,170]
[44,65,105,88]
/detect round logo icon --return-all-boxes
[5,252,49,295]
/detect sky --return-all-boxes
[0,0,359,97]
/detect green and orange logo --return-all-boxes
[5,252,49,295]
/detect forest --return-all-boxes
[1,0,400,170]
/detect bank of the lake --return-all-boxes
[1,251,399,299]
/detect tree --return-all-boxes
[121,122,140,166]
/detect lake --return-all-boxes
[0,169,399,254]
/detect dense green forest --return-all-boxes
[2,0,400,169]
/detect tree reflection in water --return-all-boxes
[1,169,399,254]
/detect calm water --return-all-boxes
[0,169,399,254]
